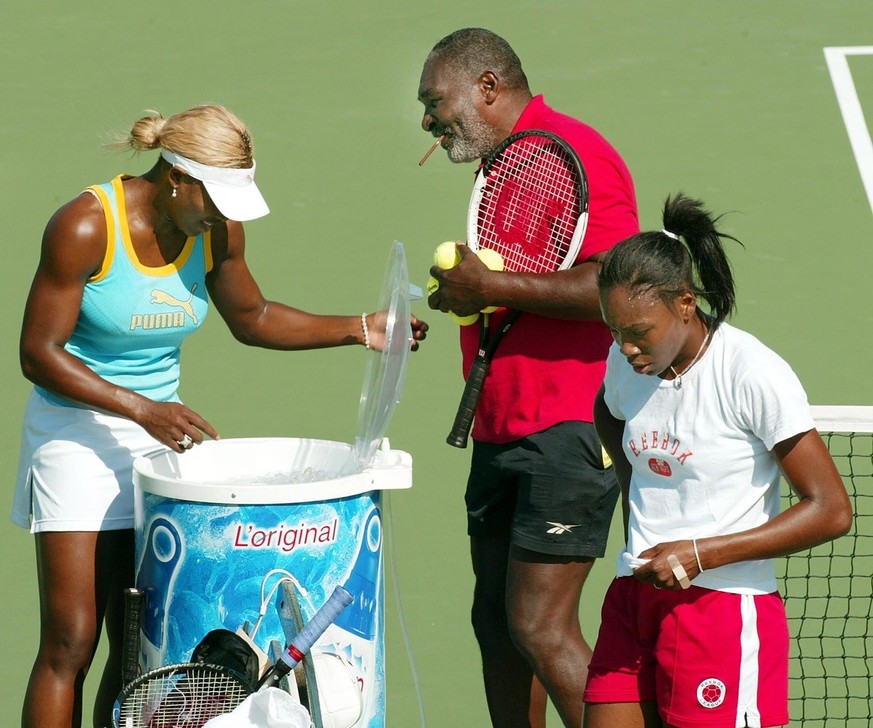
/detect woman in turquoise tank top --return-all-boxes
[14,104,428,728]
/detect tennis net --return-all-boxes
[780,406,873,727]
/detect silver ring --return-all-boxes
[177,434,193,449]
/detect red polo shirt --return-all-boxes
[460,95,639,443]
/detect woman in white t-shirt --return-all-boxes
[582,194,852,728]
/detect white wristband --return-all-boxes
[361,313,371,350]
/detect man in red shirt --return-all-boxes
[419,28,640,727]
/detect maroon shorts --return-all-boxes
[584,577,790,728]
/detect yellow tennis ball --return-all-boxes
[426,276,439,296]
[449,311,479,326]
[476,248,505,272]
[477,248,504,314]
[434,241,462,269]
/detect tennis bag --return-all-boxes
[191,628,261,688]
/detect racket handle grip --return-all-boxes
[257,585,354,691]
[121,588,145,686]
[446,358,490,449]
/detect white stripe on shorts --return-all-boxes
[737,594,762,728]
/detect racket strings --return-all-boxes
[478,138,583,274]
[117,666,251,728]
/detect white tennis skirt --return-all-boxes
[12,390,164,533]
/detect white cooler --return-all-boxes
[133,241,418,728]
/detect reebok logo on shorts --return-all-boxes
[696,678,727,708]
[546,522,579,535]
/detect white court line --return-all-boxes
[824,46,873,216]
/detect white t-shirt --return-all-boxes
[603,322,815,594]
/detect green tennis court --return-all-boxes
[1,2,871,725]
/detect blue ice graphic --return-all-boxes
[135,489,387,726]
[136,516,183,650]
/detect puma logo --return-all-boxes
[150,283,199,324]
[129,284,201,331]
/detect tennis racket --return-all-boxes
[256,584,354,691]
[446,129,589,448]
[112,662,254,728]
[121,588,146,687]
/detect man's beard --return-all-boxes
[445,102,501,163]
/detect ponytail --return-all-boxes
[598,193,741,327]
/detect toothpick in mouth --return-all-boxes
[418,135,446,166]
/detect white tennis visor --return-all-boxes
[161,149,270,222]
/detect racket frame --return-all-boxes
[112,661,255,728]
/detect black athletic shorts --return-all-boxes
[465,420,618,557]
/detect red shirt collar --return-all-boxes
[511,94,546,134]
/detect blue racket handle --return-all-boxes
[283,586,353,666]
[257,586,353,690]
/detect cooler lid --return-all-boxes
[354,240,420,467]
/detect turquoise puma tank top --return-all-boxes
[37,174,211,406]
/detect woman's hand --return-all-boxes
[364,312,429,352]
[132,399,220,453]
[633,540,699,590]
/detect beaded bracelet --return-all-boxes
[361,313,371,350]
